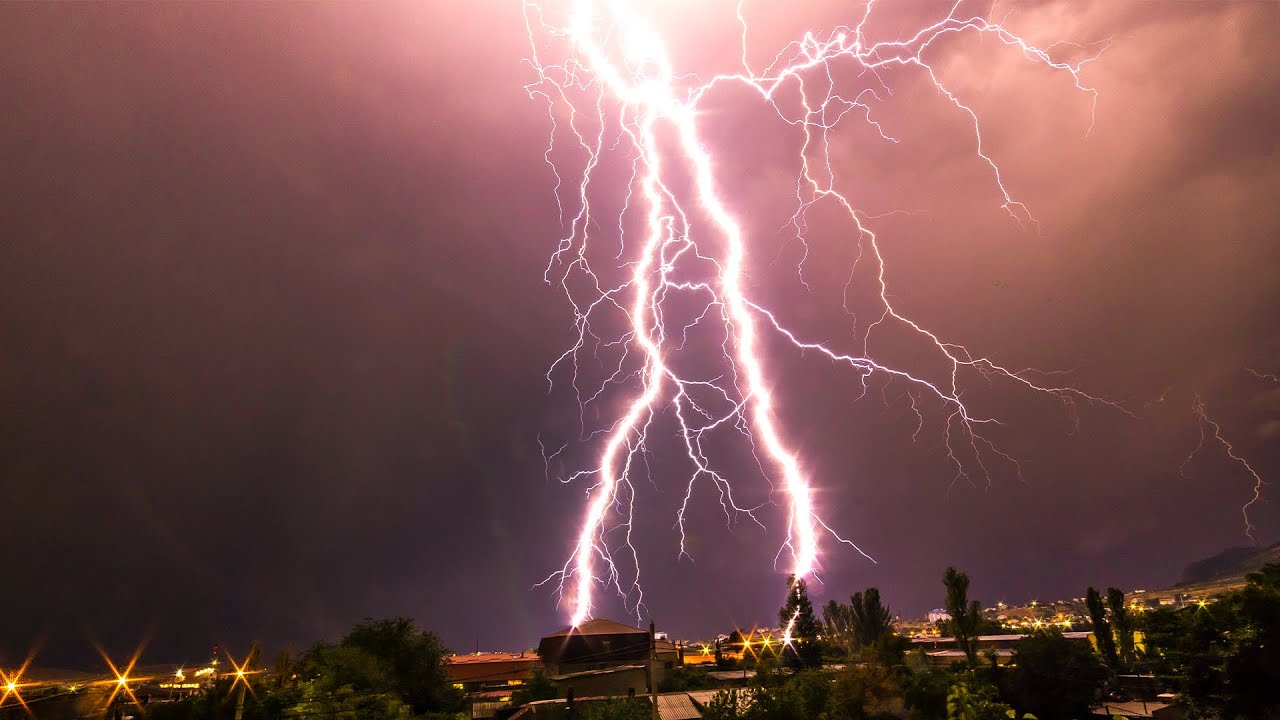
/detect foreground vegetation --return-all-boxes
[702,563,1280,720]
[148,617,466,720]
[122,563,1280,720]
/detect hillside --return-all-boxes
[1178,541,1280,586]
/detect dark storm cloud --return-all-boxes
[0,0,1276,666]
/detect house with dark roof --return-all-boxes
[445,651,542,695]
[536,618,680,696]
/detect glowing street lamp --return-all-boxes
[93,642,148,713]
[0,654,37,716]
[222,647,261,720]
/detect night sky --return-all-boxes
[2,1,1278,668]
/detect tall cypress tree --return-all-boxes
[1107,587,1134,668]
[780,575,822,668]
[943,566,983,664]
[851,587,893,649]
[1086,587,1118,669]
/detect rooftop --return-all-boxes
[543,618,649,638]
[446,652,538,665]
[911,631,1092,644]
[548,664,646,681]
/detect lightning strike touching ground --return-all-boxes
[1184,394,1268,543]
[522,0,1120,627]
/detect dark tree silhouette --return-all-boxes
[1107,587,1135,668]
[1005,631,1107,720]
[1086,587,1118,669]
[822,599,855,657]
[849,587,893,649]
[779,575,822,668]
[942,566,982,664]
[822,587,895,662]
[1143,564,1280,719]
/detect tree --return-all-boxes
[779,575,823,668]
[946,678,1011,720]
[823,599,856,657]
[497,672,557,720]
[851,588,893,649]
[1143,564,1280,719]
[1004,631,1106,720]
[1107,587,1135,667]
[825,663,901,720]
[1085,587,1118,669]
[289,617,463,719]
[903,666,950,720]
[658,666,715,692]
[273,650,294,688]
[823,587,896,662]
[701,666,897,720]
[701,688,762,720]
[943,567,983,664]
[338,617,461,715]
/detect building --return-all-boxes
[537,618,679,697]
[548,665,650,699]
[445,652,542,697]
[538,618,678,674]
[910,632,1094,665]
[513,690,719,720]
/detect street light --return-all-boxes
[93,641,148,713]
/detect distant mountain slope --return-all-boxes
[1179,541,1280,585]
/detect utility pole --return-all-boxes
[647,621,658,720]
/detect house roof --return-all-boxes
[656,693,701,720]
[447,652,539,665]
[1094,701,1171,718]
[707,670,756,681]
[543,618,648,638]
[548,664,647,681]
[927,649,1014,658]
[911,631,1092,644]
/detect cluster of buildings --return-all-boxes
[446,618,729,719]
[445,612,1190,719]
[898,589,1215,639]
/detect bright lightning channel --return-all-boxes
[523,0,1116,628]
[1184,392,1269,542]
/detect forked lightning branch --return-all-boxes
[523,0,1116,632]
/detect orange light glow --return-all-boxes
[93,641,149,713]
[223,648,259,697]
[1,648,40,715]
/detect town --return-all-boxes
[3,554,1276,720]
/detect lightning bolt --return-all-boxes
[1247,367,1279,385]
[1181,377,1274,542]
[523,0,1118,627]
